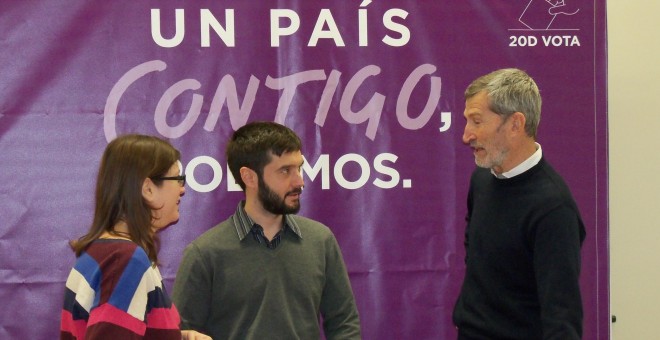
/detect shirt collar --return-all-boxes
[231,201,302,241]
[491,142,542,179]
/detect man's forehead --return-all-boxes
[464,103,488,117]
[464,94,496,117]
[267,150,303,164]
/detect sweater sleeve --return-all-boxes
[171,243,213,333]
[63,245,180,340]
[533,204,584,340]
[63,265,149,340]
[319,234,362,340]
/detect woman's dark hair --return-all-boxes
[71,134,180,264]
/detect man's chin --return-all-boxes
[285,202,301,214]
[475,159,489,168]
[475,156,498,169]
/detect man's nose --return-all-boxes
[462,125,475,144]
[294,169,304,187]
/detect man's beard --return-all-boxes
[474,145,508,170]
[258,177,302,215]
[472,124,509,171]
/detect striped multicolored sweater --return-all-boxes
[60,239,181,339]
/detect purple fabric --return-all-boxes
[0,1,608,339]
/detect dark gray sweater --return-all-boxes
[453,158,585,339]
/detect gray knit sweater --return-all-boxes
[172,204,361,340]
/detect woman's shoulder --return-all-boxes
[84,239,151,268]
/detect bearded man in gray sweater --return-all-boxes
[172,121,361,340]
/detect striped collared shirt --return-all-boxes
[231,201,302,249]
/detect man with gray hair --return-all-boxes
[453,68,586,339]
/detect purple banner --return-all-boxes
[0,1,608,339]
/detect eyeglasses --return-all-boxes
[151,175,186,187]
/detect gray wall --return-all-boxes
[608,1,660,339]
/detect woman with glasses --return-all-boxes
[60,134,211,340]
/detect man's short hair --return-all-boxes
[465,68,542,138]
[226,121,302,190]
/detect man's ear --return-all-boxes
[510,112,527,135]
[240,167,258,189]
[142,178,156,203]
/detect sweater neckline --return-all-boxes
[490,157,546,184]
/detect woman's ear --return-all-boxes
[240,167,258,189]
[142,178,156,203]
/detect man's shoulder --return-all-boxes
[289,214,329,230]
[288,214,335,240]
[535,159,574,196]
[516,158,582,218]
[188,217,238,247]
[289,214,321,224]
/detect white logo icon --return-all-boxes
[519,0,580,30]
